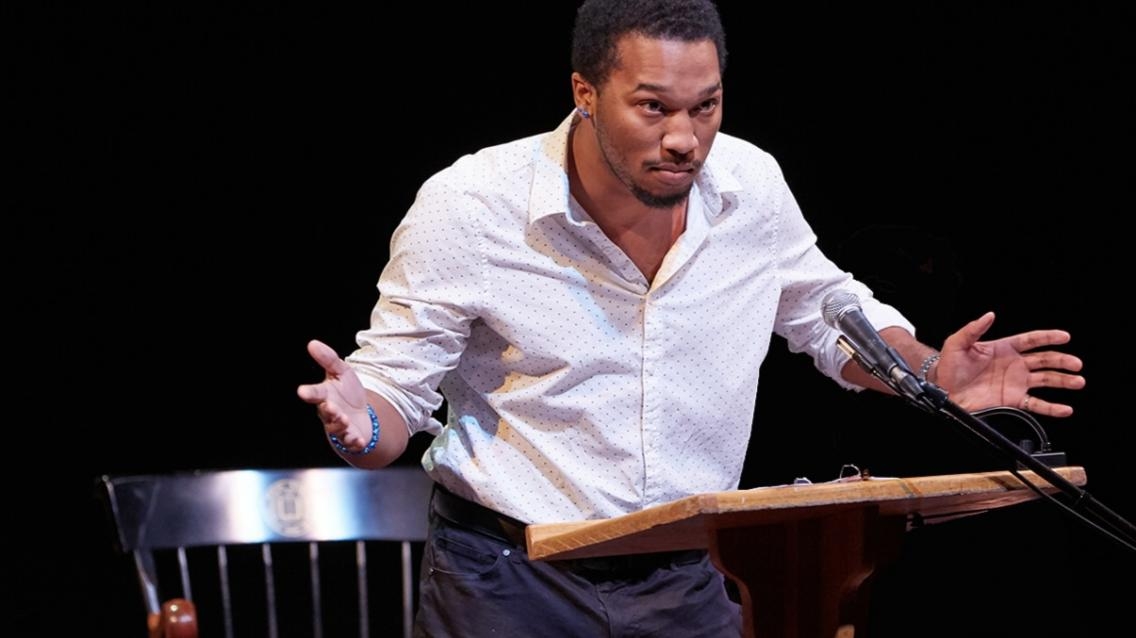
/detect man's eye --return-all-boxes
[694,100,719,115]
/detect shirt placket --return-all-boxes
[639,290,665,506]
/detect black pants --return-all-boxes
[414,486,743,638]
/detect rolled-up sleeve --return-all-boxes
[346,175,486,434]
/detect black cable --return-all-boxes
[970,406,1051,452]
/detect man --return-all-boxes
[297,1,1085,635]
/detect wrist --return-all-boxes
[328,404,381,455]
[918,352,941,384]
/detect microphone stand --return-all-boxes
[910,380,1136,550]
[835,334,1135,549]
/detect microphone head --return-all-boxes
[821,290,861,328]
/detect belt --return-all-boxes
[431,483,528,546]
[430,484,707,579]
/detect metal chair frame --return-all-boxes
[98,466,432,638]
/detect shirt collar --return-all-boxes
[528,111,743,225]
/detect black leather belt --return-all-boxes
[430,484,707,579]
[431,483,528,546]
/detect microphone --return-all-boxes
[821,290,924,400]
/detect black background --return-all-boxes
[12,2,1134,636]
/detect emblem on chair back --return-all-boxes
[264,479,308,538]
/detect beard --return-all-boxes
[593,113,697,209]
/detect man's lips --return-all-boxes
[651,163,696,173]
[649,164,696,185]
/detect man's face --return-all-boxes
[590,35,723,209]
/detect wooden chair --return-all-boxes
[97,466,433,638]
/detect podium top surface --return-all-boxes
[526,466,1087,561]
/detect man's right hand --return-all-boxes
[297,339,412,467]
[297,339,375,451]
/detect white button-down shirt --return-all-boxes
[346,112,914,524]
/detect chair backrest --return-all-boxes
[98,465,434,638]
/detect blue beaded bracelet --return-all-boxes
[328,404,380,455]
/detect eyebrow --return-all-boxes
[634,82,723,98]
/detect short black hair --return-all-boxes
[571,0,728,87]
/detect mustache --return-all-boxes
[645,159,702,171]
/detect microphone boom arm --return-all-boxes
[821,288,1135,552]
[922,378,1135,552]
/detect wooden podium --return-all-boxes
[526,466,1086,638]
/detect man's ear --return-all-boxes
[571,72,596,115]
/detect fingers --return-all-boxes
[297,339,346,404]
[967,311,996,336]
[301,385,353,441]
[299,339,370,447]
[1022,351,1086,392]
[947,311,996,350]
[1021,395,1075,418]
[317,401,351,430]
[1029,369,1087,392]
[307,339,351,374]
[1016,329,1072,353]
[1020,360,1084,419]
[1021,353,1085,419]
[1024,351,1083,373]
[296,382,326,403]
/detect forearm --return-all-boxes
[839,326,940,393]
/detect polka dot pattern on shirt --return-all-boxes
[347,112,915,523]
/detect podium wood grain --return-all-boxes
[526,467,1086,638]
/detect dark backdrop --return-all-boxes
[13,3,1133,637]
